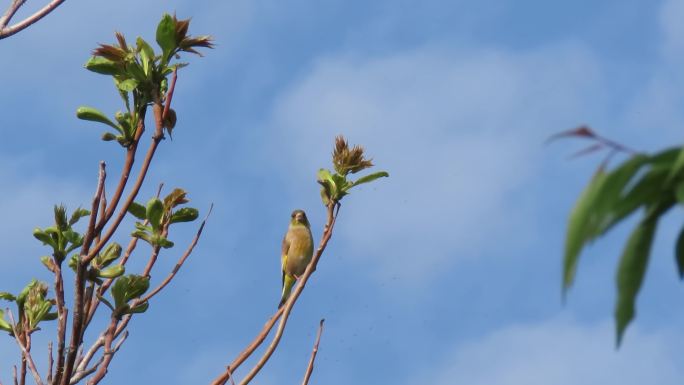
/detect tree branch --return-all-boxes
[7,311,44,385]
[0,0,66,39]
[60,162,106,385]
[301,319,325,385]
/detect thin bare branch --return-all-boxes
[12,365,17,385]
[48,342,53,385]
[301,319,325,385]
[0,0,67,39]
[0,0,26,29]
[84,317,116,385]
[7,311,44,385]
[162,68,178,122]
[141,204,213,302]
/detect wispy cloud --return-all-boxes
[415,317,683,385]
[264,42,603,284]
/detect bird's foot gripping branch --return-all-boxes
[0,13,212,385]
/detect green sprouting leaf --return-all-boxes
[96,243,123,267]
[0,292,16,301]
[349,171,389,189]
[97,295,115,311]
[154,236,174,249]
[42,312,58,321]
[116,78,139,93]
[102,132,118,141]
[97,265,125,279]
[54,205,68,230]
[164,188,189,209]
[131,230,152,245]
[0,310,11,332]
[40,256,57,273]
[676,226,684,280]
[146,198,165,231]
[76,106,120,130]
[170,207,198,223]
[69,208,91,226]
[156,13,177,63]
[667,145,684,185]
[317,168,337,204]
[114,111,131,135]
[125,301,149,315]
[136,37,155,76]
[84,56,121,75]
[563,168,608,295]
[649,147,680,173]
[33,228,57,249]
[615,214,659,347]
[127,202,147,220]
[111,275,150,309]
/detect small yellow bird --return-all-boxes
[279,209,314,308]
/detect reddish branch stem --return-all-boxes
[301,319,325,385]
[0,0,66,39]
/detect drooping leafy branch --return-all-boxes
[557,126,682,347]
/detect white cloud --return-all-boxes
[417,318,683,385]
[265,42,603,283]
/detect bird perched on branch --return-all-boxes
[279,209,314,308]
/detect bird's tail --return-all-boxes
[279,274,296,308]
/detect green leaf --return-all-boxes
[170,207,198,223]
[0,310,11,332]
[136,37,155,76]
[163,188,189,209]
[676,226,684,280]
[615,214,659,347]
[69,208,91,226]
[563,168,608,295]
[0,292,16,301]
[667,146,684,185]
[563,155,650,296]
[154,236,174,249]
[40,256,57,273]
[84,56,121,75]
[76,106,120,130]
[98,265,125,279]
[349,171,389,189]
[112,275,150,309]
[96,243,123,267]
[127,202,147,220]
[317,168,337,204]
[156,13,177,63]
[102,132,118,141]
[125,301,149,315]
[116,78,139,92]
[33,228,57,249]
[42,312,58,321]
[146,198,165,231]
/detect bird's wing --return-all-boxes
[281,234,290,288]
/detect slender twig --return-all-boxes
[12,366,17,385]
[301,319,325,385]
[140,204,213,302]
[0,0,66,39]
[48,342,53,385]
[84,318,116,385]
[162,68,178,122]
[7,311,44,385]
[0,0,26,29]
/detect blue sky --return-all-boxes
[2,0,684,384]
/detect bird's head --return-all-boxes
[290,209,310,227]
